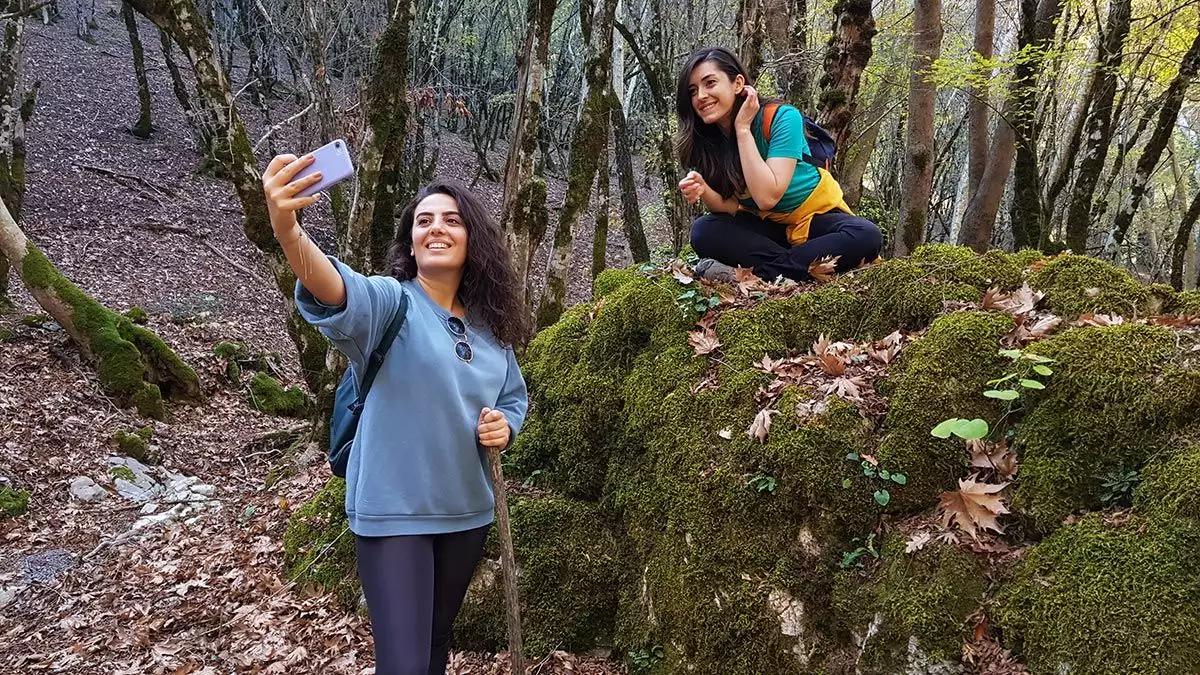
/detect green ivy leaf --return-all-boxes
[880,470,891,480]
[846,452,860,461]
[891,473,907,485]
[952,418,989,440]
[999,349,1023,360]
[842,478,852,489]
[931,418,960,438]
[1033,364,1053,376]
[1019,379,1046,389]
[874,489,891,506]
[985,389,1020,400]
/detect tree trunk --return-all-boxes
[1009,0,1044,250]
[1063,0,1131,253]
[300,0,349,236]
[123,2,154,139]
[342,0,415,274]
[501,0,557,308]
[1171,190,1200,291]
[815,0,877,169]
[761,0,810,108]
[967,0,994,200]
[158,27,211,155]
[736,0,765,82]
[958,0,1062,252]
[1110,23,1200,251]
[128,0,334,446]
[0,200,200,418]
[76,0,95,41]
[610,92,648,262]
[840,73,895,208]
[592,123,610,280]
[0,0,35,309]
[536,0,617,329]
[896,0,942,257]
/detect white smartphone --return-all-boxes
[293,138,355,197]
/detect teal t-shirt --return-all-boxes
[739,104,822,213]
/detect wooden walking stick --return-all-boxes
[486,446,525,674]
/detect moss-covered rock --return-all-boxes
[108,465,137,482]
[282,477,360,609]
[456,495,620,655]
[997,514,1200,674]
[594,267,640,298]
[851,259,981,338]
[909,242,1031,291]
[20,313,48,327]
[0,486,29,517]
[112,425,158,464]
[1167,289,1200,315]
[124,306,149,324]
[248,372,312,417]
[1027,254,1159,318]
[1135,443,1200,521]
[1013,324,1200,531]
[19,244,201,419]
[876,311,1012,510]
[839,534,986,671]
[715,285,862,369]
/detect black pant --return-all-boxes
[690,209,882,282]
[355,525,489,675]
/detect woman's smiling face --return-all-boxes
[411,192,469,274]
[688,60,744,127]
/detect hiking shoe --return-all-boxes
[695,258,738,284]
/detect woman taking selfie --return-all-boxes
[262,154,529,675]
[675,47,882,283]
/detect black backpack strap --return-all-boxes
[351,289,409,412]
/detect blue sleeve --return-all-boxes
[766,106,812,161]
[495,348,529,443]
[294,256,404,372]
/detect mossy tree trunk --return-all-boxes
[1170,190,1200,290]
[300,0,349,237]
[536,0,617,329]
[122,2,154,139]
[127,0,335,448]
[966,0,994,201]
[609,91,648,262]
[840,71,894,208]
[895,0,941,257]
[1063,0,1131,253]
[342,0,414,274]
[592,122,610,281]
[0,198,201,418]
[735,0,765,82]
[0,0,36,311]
[815,0,877,172]
[501,0,557,309]
[157,28,213,157]
[1110,23,1200,252]
[763,0,810,109]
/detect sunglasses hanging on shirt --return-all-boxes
[445,316,473,363]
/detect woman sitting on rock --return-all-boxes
[675,46,882,283]
[262,158,529,675]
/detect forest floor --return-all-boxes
[0,8,659,673]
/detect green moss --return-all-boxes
[0,326,12,342]
[908,243,1028,291]
[848,535,985,669]
[124,306,148,324]
[852,259,980,338]
[1167,289,1200,315]
[248,372,312,417]
[594,267,640,298]
[715,285,862,369]
[213,341,249,360]
[19,244,200,419]
[876,311,1012,510]
[0,487,29,517]
[456,496,619,655]
[108,466,137,482]
[1135,443,1200,521]
[282,477,360,609]
[1013,324,1200,532]
[113,426,158,464]
[20,313,47,327]
[996,514,1200,674]
[1027,254,1153,318]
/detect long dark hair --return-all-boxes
[386,180,530,347]
[675,46,755,199]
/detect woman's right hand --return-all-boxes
[262,154,323,241]
[678,170,708,204]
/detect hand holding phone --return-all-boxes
[291,139,355,197]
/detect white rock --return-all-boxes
[0,584,20,608]
[140,503,159,515]
[190,484,217,498]
[69,476,106,502]
[114,477,159,502]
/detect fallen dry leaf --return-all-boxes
[1075,313,1123,327]
[905,531,932,553]
[747,408,779,444]
[688,329,721,355]
[967,439,1019,478]
[937,475,1010,538]
[808,255,840,283]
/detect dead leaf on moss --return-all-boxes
[688,329,721,355]
[747,408,779,444]
[937,475,1010,538]
[808,255,840,283]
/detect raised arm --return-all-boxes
[733,88,797,211]
[262,153,346,306]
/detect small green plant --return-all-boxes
[843,453,906,506]
[1098,465,1141,506]
[522,469,545,488]
[677,287,721,315]
[749,474,777,493]
[628,645,665,671]
[0,487,29,518]
[932,348,1056,442]
[839,533,880,569]
[109,466,137,482]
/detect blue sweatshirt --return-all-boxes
[295,257,529,537]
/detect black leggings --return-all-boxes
[690,209,882,282]
[355,526,489,675]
